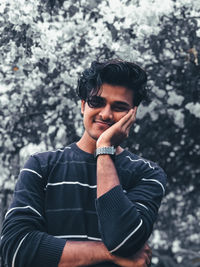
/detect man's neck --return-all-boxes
[76,137,96,155]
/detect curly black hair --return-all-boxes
[77,59,148,106]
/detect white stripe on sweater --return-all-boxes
[12,233,29,267]
[5,206,42,218]
[20,168,42,178]
[33,147,71,155]
[126,156,155,169]
[109,219,143,253]
[54,235,102,241]
[142,178,165,195]
[46,181,97,189]
[136,202,149,210]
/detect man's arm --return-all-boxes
[58,241,152,267]
[97,154,119,197]
[0,155,67,267]
[96,108,136,198]
[95,109,166,257]
[58,241,112,267]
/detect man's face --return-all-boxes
[81,83,134,142]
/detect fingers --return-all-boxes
[125,107,137,121]
[146,255,151,266]
[112,243,152,267]
[120,107,137,136]
[118,107,137,129]
[144,243,152,258]
[125,108,137,127]
[132,243,151,267]
[143,243,152,266]
[97,107,137,147]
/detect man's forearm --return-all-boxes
[58,241,112,267]
[58,240,151,267]
[97,154,120,198]
[95,148,147,257]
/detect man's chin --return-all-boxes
[89,132,104,142]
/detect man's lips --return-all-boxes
[94,120,114,127]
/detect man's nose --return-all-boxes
[99,105,113,121]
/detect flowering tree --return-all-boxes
[0,0,200,266]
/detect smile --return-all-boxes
[94,120,113,127]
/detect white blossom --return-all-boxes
[168,91,184,106]
[186,102,200,118]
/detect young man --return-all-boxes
[0,59,167,267]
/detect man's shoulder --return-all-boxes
[117,149,166,175]
[117,149,167,190]
[30,143,75,165]
[117,149,153,166]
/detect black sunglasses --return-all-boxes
[86,96,106,108]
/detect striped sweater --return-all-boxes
[0,142,167,267]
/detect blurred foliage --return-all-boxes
[0,0,200,266]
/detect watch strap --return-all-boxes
[95,146,116,158]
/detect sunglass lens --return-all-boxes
[87,96,105,108]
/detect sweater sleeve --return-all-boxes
[0,155,66,267]
[95,162,167,257]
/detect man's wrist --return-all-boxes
[96,141,111,149]
[95,146,116,158]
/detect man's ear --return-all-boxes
[81,100,86,114]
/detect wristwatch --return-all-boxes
[95,146,116,158]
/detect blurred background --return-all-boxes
[0,0,200,266]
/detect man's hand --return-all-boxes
[112,243,152,267]
[96,107,137,148]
